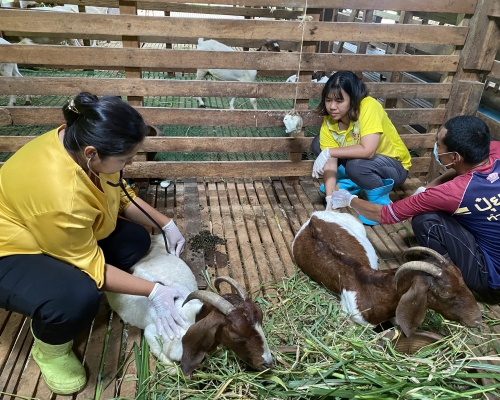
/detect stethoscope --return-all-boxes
[87,153,170,254]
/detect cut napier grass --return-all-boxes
[109,273,500,399]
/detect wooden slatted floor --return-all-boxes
[1,176,499,399]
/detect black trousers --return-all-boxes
[0,218,151,344]
[411,211,494,299]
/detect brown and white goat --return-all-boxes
[195,38,280,110]
[292,211,482,337]
[106,235,272,375]
[181,277,272,375]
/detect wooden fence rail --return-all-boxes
[0,10,469,45]
[0,134,435,177]
[0,45,461,73]
[23,0,478,14]
[0,107,447,126]
[0,78,453,100]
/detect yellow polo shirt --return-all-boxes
[0,126,136,287]
[319,96,411,170]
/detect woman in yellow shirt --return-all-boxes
[311,71,411,225]
[0,92,187,394]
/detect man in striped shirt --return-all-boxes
[329,115,500,301]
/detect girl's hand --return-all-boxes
[330,189,358,209]
[312,148,331,178]
[162,220,186,257]
[149,283,187,339]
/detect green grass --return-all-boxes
[105,273,500,399]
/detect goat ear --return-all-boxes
[180,312,226,376]
[396,276,430,338]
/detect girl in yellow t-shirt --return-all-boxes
[311,71,411,225]
[0,92,187,394]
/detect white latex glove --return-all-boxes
[325,196,333,211]
[149,283,187,339]
[330,189,358,209]
[413,186,426,196]
[312,148,331,179]
[162,220,186,257]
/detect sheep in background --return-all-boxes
[0,38,32,106]
[286,74,329,83]
[106,234,273,376]
[6,5,108,46]
[292,211,482,337]
[195,38,280,110]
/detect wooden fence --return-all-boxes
[0,0,499,181]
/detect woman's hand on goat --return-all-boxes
[312,148,331,178]
[330,189,358,209]
[162,220,186,257]
[149,283,188,339]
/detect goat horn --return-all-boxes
[402,246,447,265]
[394,261,443,286]
[183,290,235,316]
[214,276,248,300]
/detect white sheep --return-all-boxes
[7,5,108,46]
[106,234,273,375]
[286,74,329,83]
[0,38,32,106]
[292,210,482,337]
[195,38,280,110]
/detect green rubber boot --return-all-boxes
[31,329,87,394]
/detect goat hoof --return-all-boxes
[25,101,31,106]
[198,105,206,108]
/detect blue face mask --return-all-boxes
[433,142,455,168]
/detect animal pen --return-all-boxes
[1,0,500,398]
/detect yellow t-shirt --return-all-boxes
[318,96,412,170]
[0,126,137,288]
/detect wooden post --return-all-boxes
[333,9,358,53]
[384,11,413,109]
[77,5,92,47]
[356,9,373,56]
[318,8,334,54]
[286,11,320,184]
[119,0,142,107]
[426,0,500,182]
[444,0,499,121]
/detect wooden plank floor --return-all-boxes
[1,176,499,399]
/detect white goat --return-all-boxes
[292,211,482,337]
[106,234,273,375]
[0,38,32,106]
[195,38,280,110]
[286,74,329,83]
[7,5,108,46]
